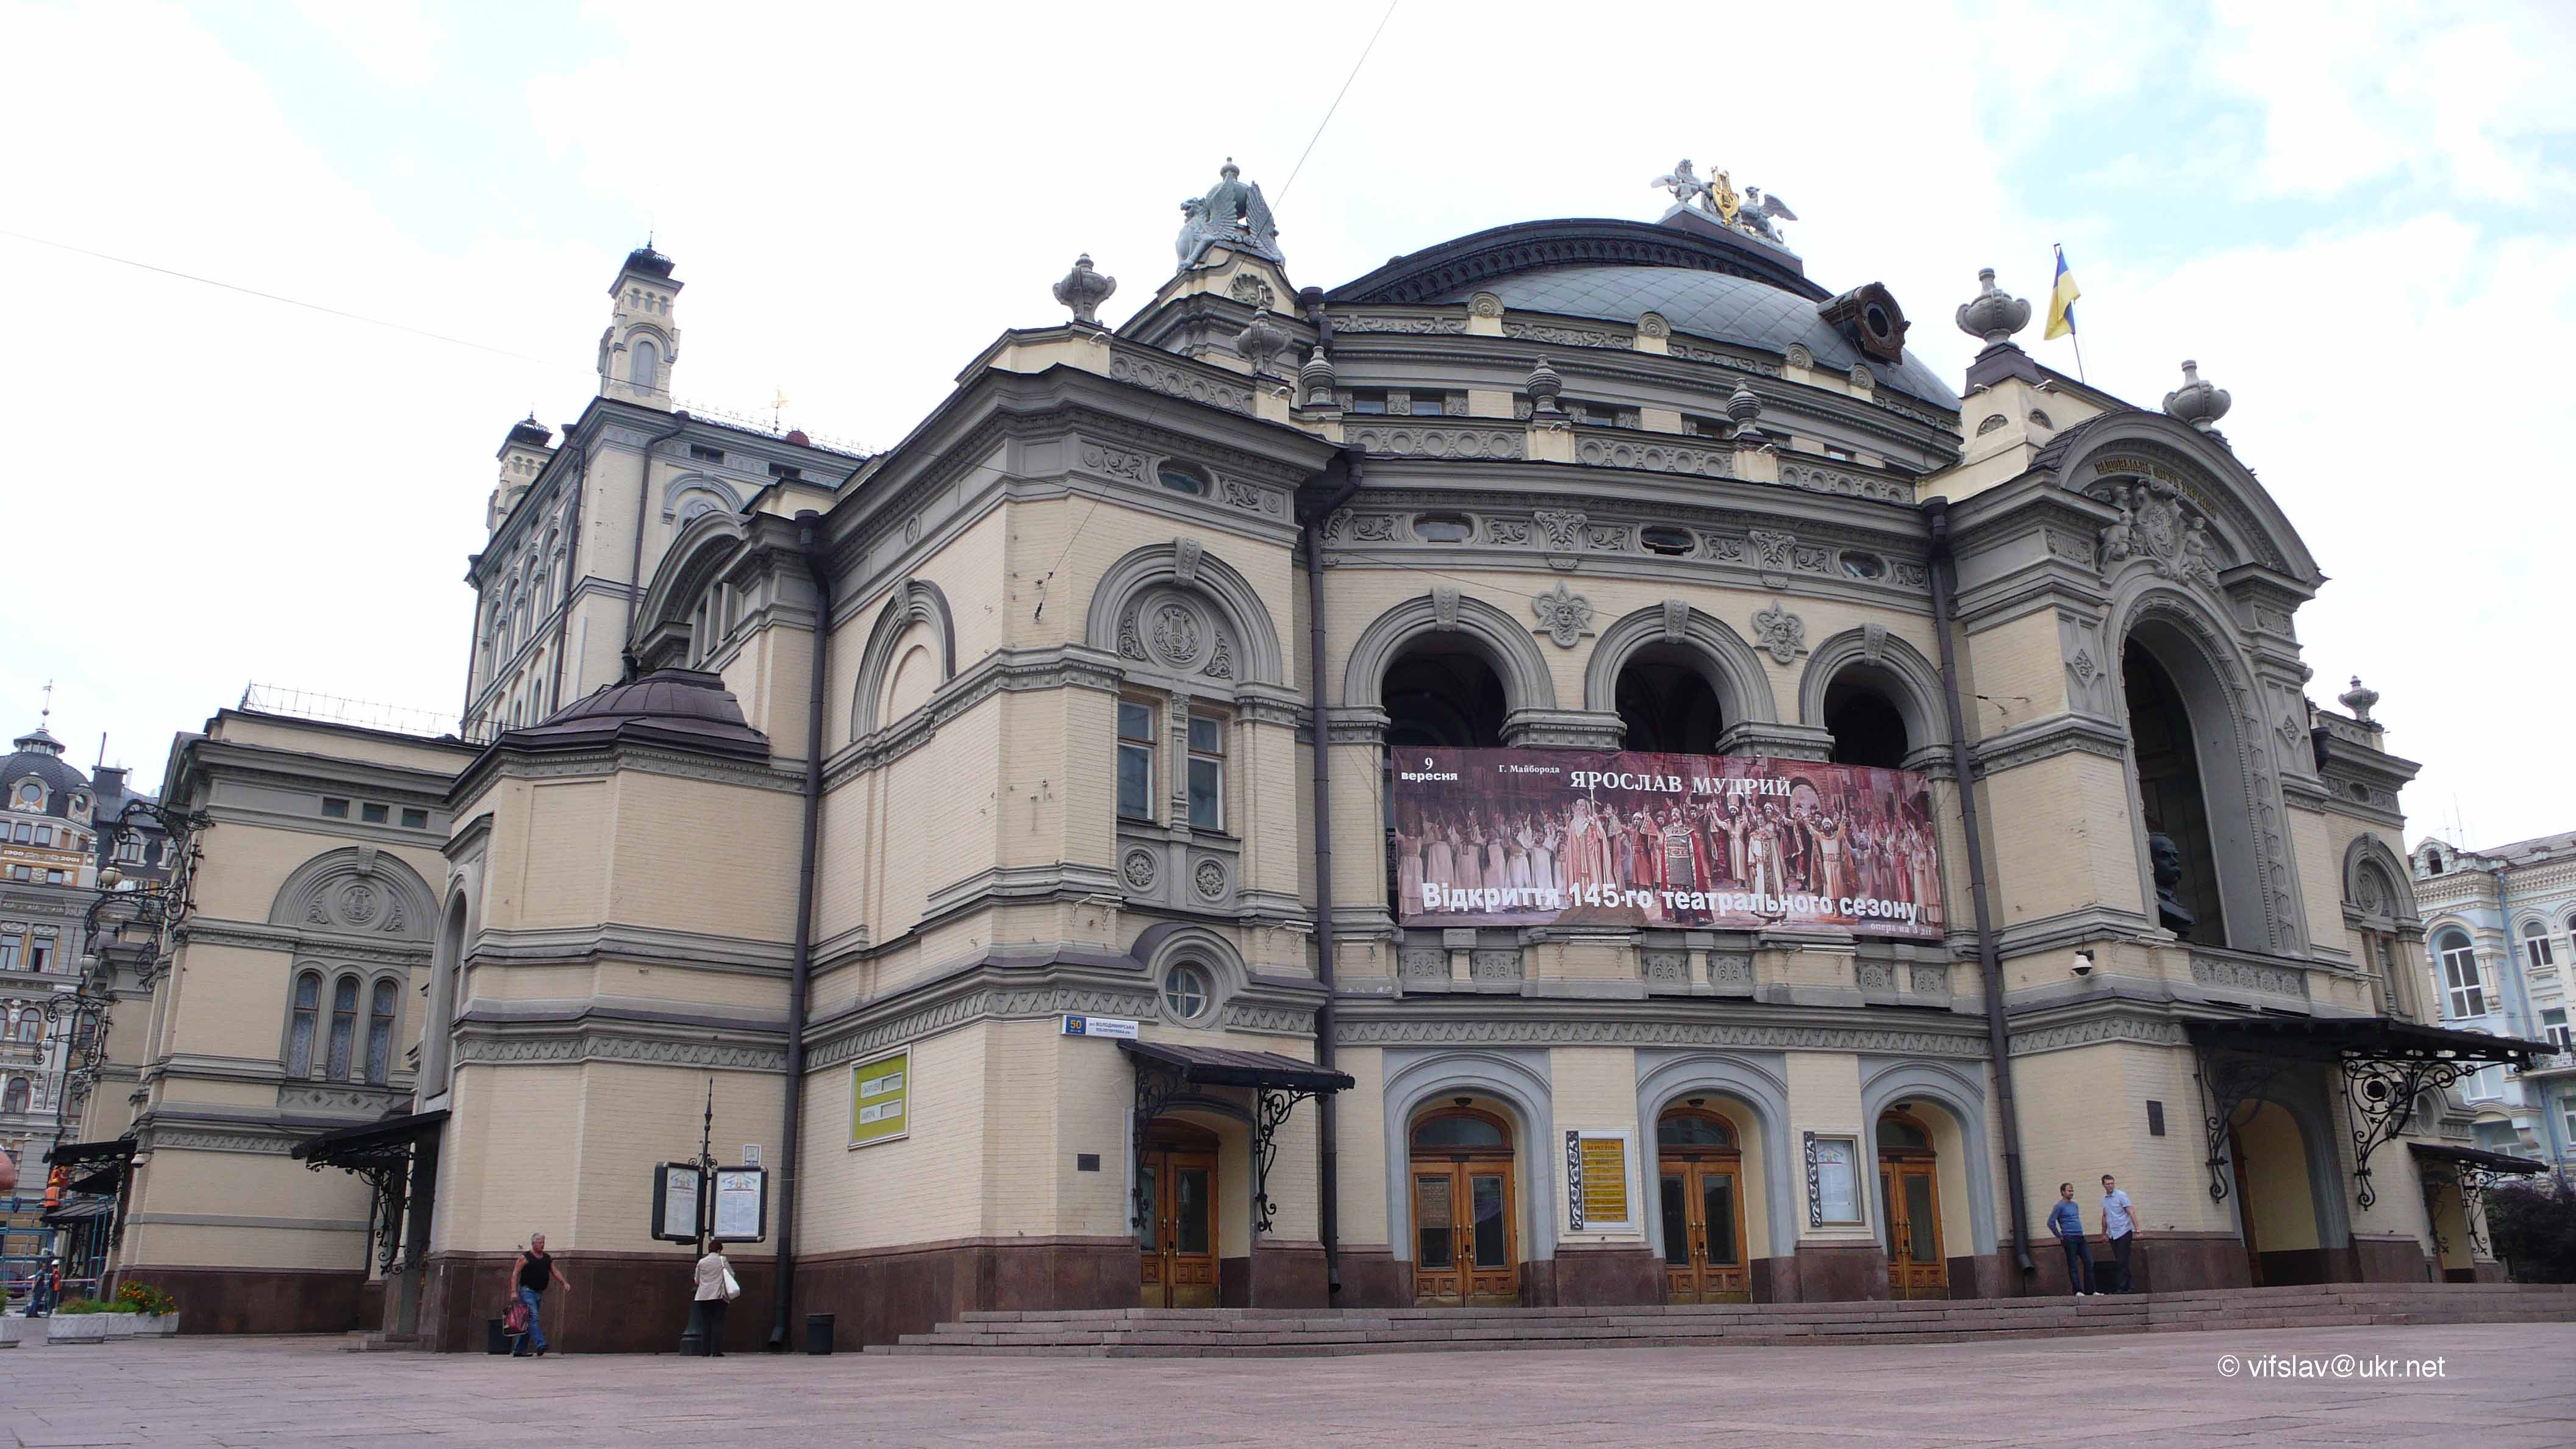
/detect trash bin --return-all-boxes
[804,1312,834,1356]
[485,1318,509,1355]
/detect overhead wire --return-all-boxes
[1275,0,1400,204]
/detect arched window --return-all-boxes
[2,1078,26,1115]
[2435,931,2485,1019]
[365,979,398,1086]
[2523,920,2555,971]
[1825,676,1909,770]
[287,971,320,1076]
[1877,1111,1933,1153]
[2424,850,2444,876]
[325,975,360,1082]
[630,338,659,392]
[1412,1111,1509,1152]
[14,1013,38,1043]
[1657,1110,1737,1149]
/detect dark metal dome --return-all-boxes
[621,245,676,279]
[504,669,766,760]
[4,724,89,817]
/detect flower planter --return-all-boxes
[101,1313,138,1340]
[47,1315,110,1344]
[0,1316,43,1348]
[137,1314,180,1338]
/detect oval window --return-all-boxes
[1158,464,1210,496]
[1640,526,1694,556]
[1413,514,1473,543]
[1841,552,1886,580]
[1162,962,1213,1021]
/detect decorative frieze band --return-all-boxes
[1333,1016,1986,1057]
[453,1030,787,1073]
[2006,1015,2192,1057]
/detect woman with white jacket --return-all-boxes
[693,1245,735,1355]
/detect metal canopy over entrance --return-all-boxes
[2189,1018,2549,1209]
[1120,1042,1353,1243]
[2410,1142,2546,1261]
[291,1109,448,1284]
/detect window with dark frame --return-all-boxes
[326,976,360,1081]
[360,803,389,825]
[287,971,320,1076]
[1117,701,1156,822]
[1187,715,1225,832]
[321,798,350,819]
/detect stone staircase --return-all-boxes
[874,1282,2576,1358]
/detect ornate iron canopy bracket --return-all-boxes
[302,1143,416,1276]
[1250,1087,1320,1239]
[1129,1056,1189,1236]
[2340,1056,2467,1211]
[2193,1043,2303,1203]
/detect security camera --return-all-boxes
[2070,951,2095,978]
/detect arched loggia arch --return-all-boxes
[850,579,958,740]
[1584,603,1780,743]
[1797,626,1949,770]
[629,509,751,673]
[1343,590,1560,724]
[1379,1050,1558,1268]
[1086,540,1287,688]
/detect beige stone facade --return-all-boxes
[88,176,2528,1348]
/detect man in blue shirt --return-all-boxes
[2048,1182,2092,1296]
[2100,1173,2139,1293]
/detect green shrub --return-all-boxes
[2488,1177,2576,1284]
[116,1281,176,1316]
[52,1298,115,1315]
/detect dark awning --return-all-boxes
[41,1138,137,1168]
[288,1108,449,1165]
[41,1197,113,1223]
[2188,1016,2552,1068]
[1120,1040,1354,1093]
[2411,1142,2549,1176]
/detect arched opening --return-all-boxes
[1825,673,1909,769]
[1409,1103,1517,1305]
[2122,635,2227,943]
[1138,1117,1222,1308]
[1615,646,1725,754]
[2433,929,2486,1021]
[2225,1099,2326,1286]
[1656,1105,1748,1303]
[629,338,659,392]
[1876,1107,1948,1298]
[420,894,468,1097]
[1384,641,1510,910]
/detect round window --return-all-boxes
[1157,464,1210,496]
[1163,962,1213,1021]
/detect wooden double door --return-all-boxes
[1410,1107,1517,1304]
[1659,1158,1750,1302]
[1139,1122,1219,1308]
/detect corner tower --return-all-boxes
[485,414,554,532]
[598,243,682,409]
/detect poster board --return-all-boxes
[851,1048,911,1148]
[1563,1129,1636,1233]
[712,1165,768,1243]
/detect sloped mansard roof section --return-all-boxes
[502,667,768,760]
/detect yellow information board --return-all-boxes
[851,1048,909,1147]
[1579,1136,1630,1226]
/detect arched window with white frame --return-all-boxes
[2,1078,27,1115]
[2524,920,2556,971]
[2435,930,2485,1020]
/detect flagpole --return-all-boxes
[2053,242,2087,385]
[2069,331,2087,387]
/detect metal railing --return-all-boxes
[238,685,463,740]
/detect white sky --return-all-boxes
[2,0,2570,848]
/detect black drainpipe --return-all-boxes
[1300,451,1361,1300]
[770,509,831,1348]
[1923,496,2034,1280]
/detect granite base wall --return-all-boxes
[790,1235,1134,1349]
[422,1248,776,1355]
[1792,1240,1888,1301]
[119,1264,369,1336]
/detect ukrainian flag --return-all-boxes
[2044,245,2080,340]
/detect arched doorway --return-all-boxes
[1657,1106,1749,1303]
[2227,1100,2326,1286]
[1615,647,1725,754]
[1876,1110,1947,1298]
[1409,1104,1517,1305]
[1139,1118,1220,1308]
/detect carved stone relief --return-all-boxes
[1753,601,1806,664]
[1532,583,1597,648]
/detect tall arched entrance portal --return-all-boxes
[1409,1104,1518,1306]
[2225,1100,2329,1287]
[1657,1106,1749,1303]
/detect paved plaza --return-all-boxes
[2,1322,2571,1447]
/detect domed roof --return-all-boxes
[1328,216,1959,411]
[621,245,675,279]
[5,723,89,817]
[503,668,767,760]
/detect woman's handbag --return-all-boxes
[721,1267,742,1301]
[504,1298,532,1335]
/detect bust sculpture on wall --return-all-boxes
[2148,832,2196,939]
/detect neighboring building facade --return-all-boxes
[93,162,2538,1347]
[2412,830,2576,1173]
[3,719,104,1172]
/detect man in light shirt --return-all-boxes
[2100,1173,2139,1293]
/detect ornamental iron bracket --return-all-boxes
[301,1141,416,1276]
[2339,1055,2470,1211]
[1129,1056,1190,1237]
[1250,1087,1320,1238]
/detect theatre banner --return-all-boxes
[1390,748,1943,938]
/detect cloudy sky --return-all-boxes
[3,0,2569,848]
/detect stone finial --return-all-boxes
[1298,346,1336,407]
[1233,305,1291,374]
[1725,379,1764,438]
[1526,356,1564,413]
[1955,267,2031,347]
[1053,254,1117,324]
[2339,675,2380,722]
[2163,359,2232,432]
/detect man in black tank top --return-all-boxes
[512,1232,573,1356]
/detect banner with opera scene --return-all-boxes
[1389,748,1943,938]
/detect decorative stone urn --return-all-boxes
[2161,359,2231,432]
[1954,267,2031,346]
[47,1314,109,1343]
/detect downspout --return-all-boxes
[1301,437,1361,1299]
[1923,496,2035,1280]
[771,509,831,1348]
[621,410,694,677]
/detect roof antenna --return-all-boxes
[97,732,107,770]
[40,679,53,727]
